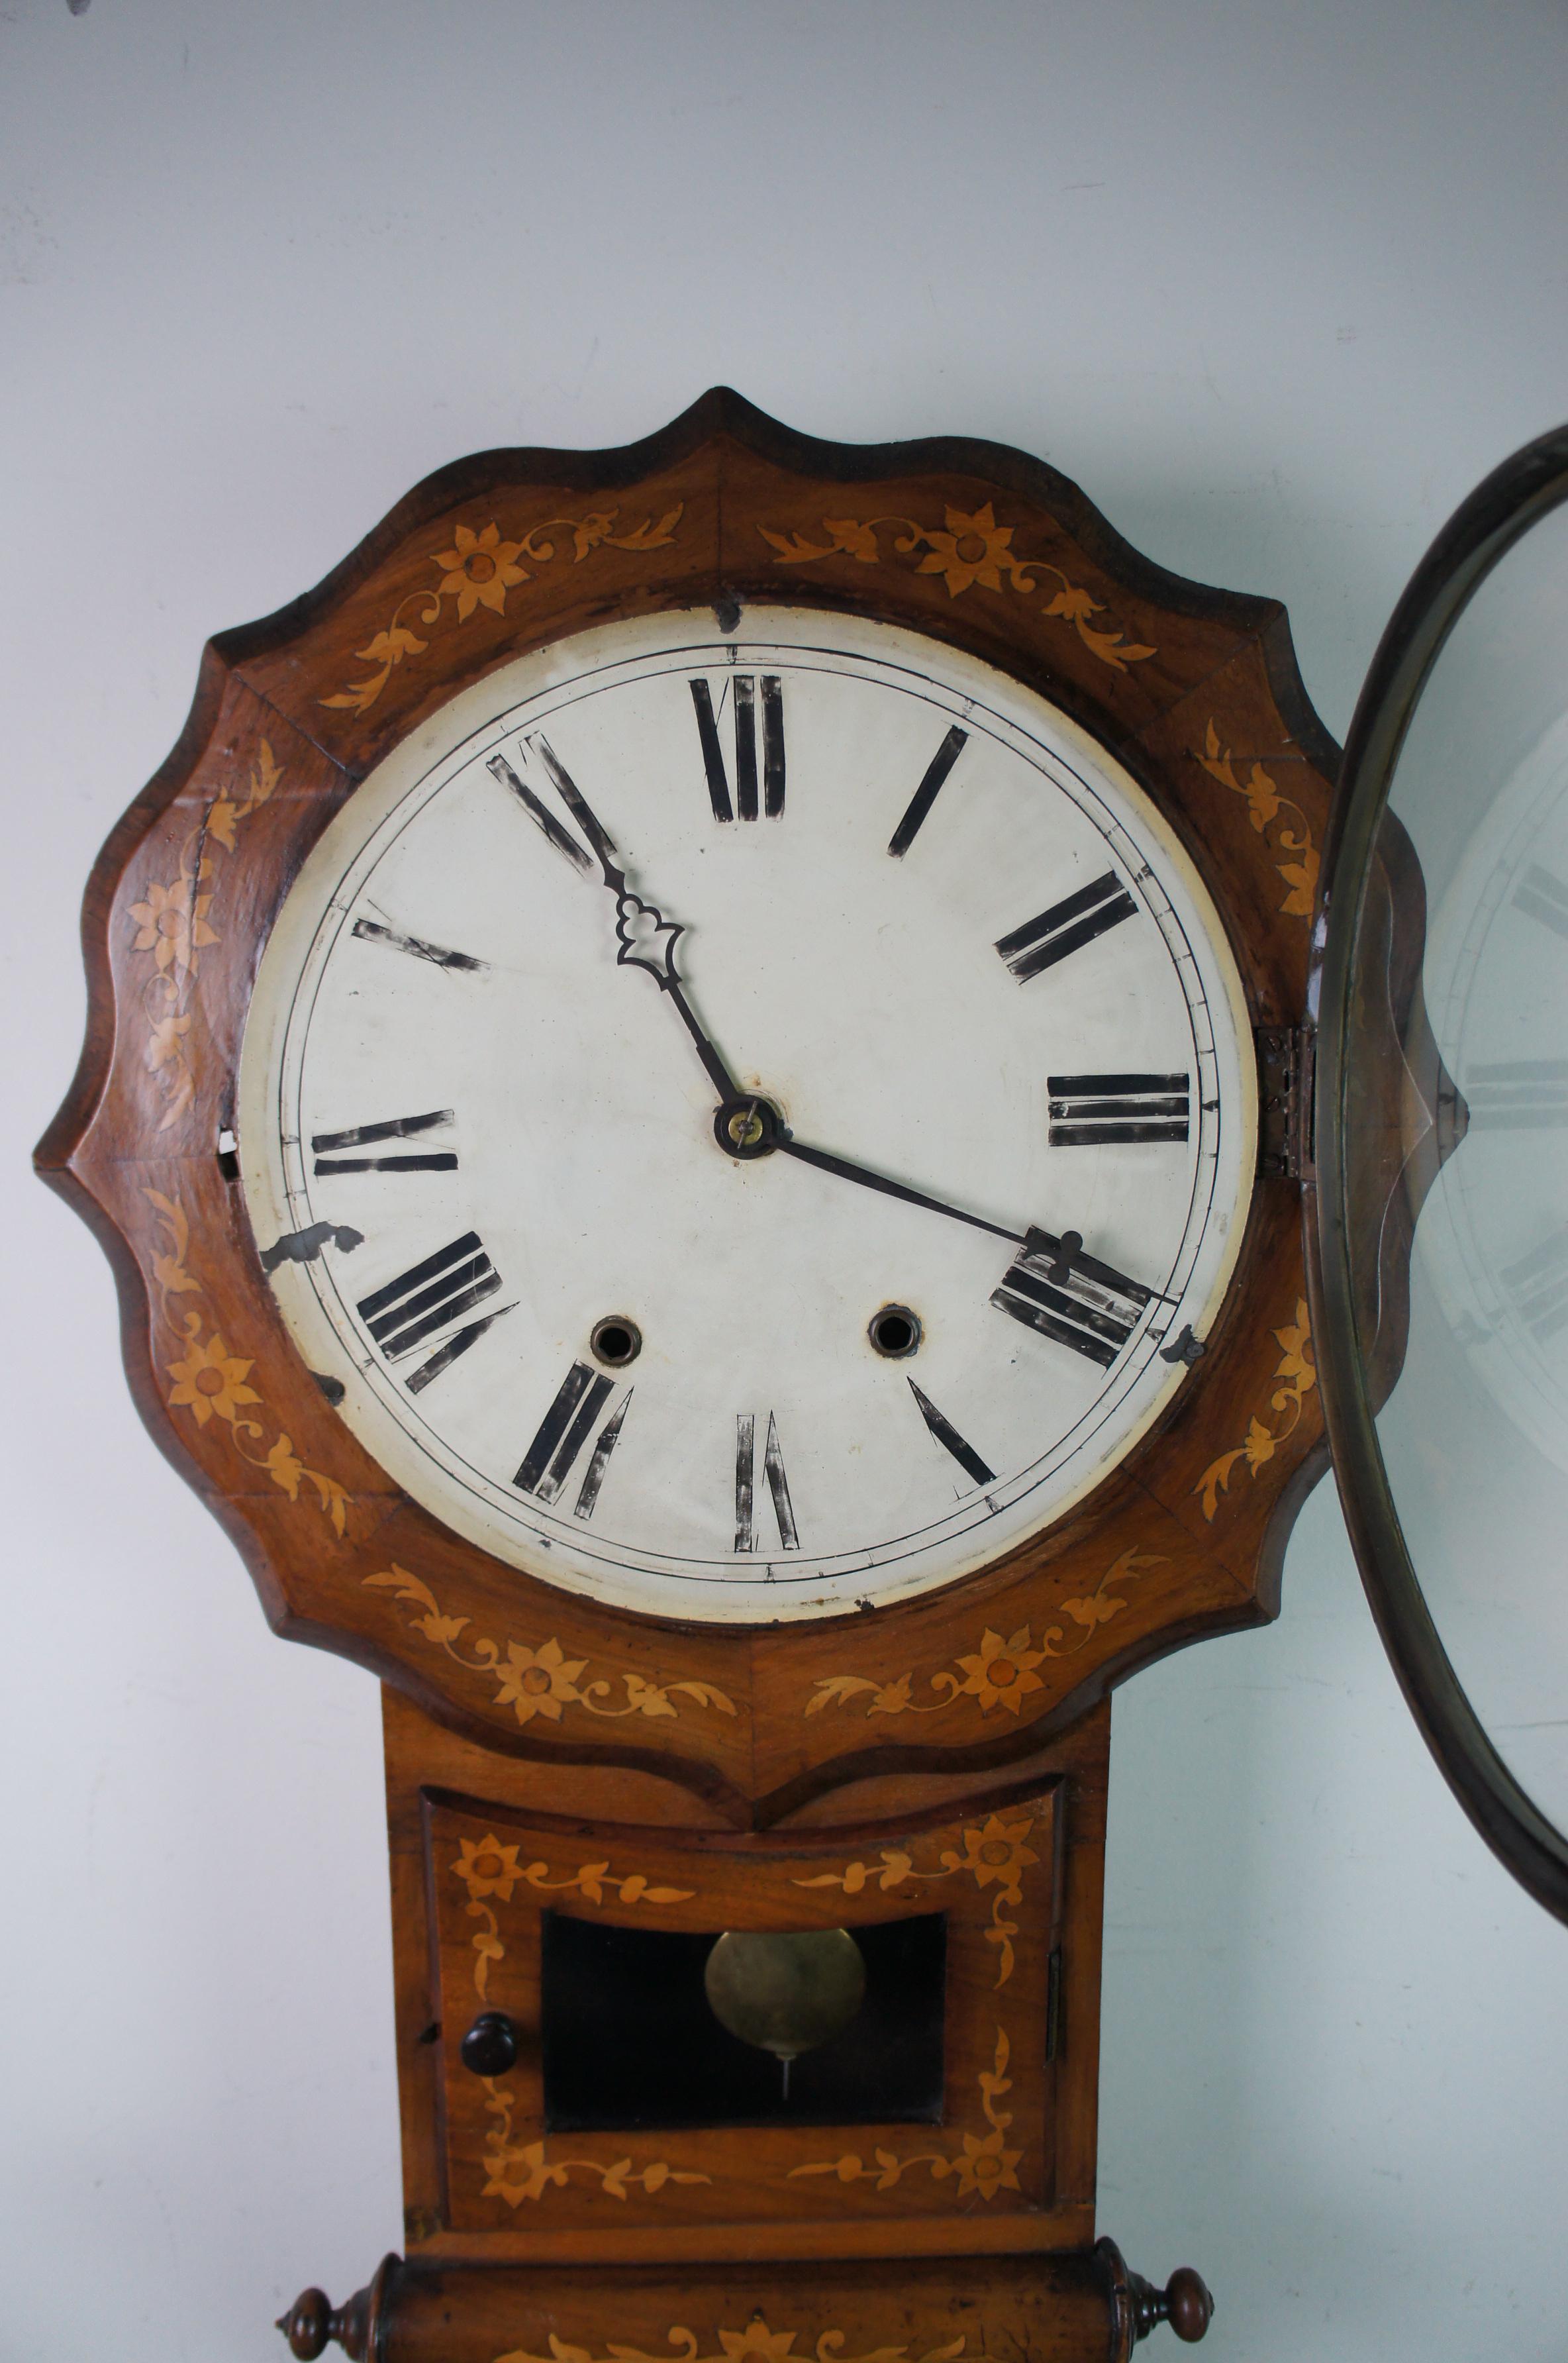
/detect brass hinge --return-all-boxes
[1255,1024,1314,1180]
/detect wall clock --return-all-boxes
[38,393,1567,2362]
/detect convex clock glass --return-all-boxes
[1319,446,1568,1907]
[240,609,1256,1620]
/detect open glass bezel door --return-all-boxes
[1314,421,1568,1925]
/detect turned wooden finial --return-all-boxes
[1095,2239,1215,2350]
[277,2289,330,2359]
[1134,2264,1215,2344]
[276,2254,398,2358]
[276,2282,371,2360]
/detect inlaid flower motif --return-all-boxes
[1272,1309,1315,1397]
[569,511,617,560]
[790,2023,1018,2199]
[1042,583,1098,628]
[916,502,1020,597]
[1195,723,1320,923]
[953,1625,1047,1715]
[1196,1302,1316,1519]
[129,876,218,976]
[1276,848,1320,920]
[144,1011,191,1073]
[950,2126,1022,2200]
[1240,1415,1278,1472]
[165,1328,262,1427]
[262,1433,307,1497]
[326,509,683,715]
[434,521,528,621]
[818,515,881,563]
[948,1814,1038,1894]
[487,2135,556,2203]
[828,1848,914,1896]
[491,1636,588,1724]
[456,1834,525,1901]
[364,1571,734,1727]
[481,2108,709,2207]
[718,2324,799,2362]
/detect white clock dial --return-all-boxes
[239,608,1256,1621]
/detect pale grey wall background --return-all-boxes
[4,4,1565,2357]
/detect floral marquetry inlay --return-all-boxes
[789,2027,1021,2204]
[479,2077,711,2209]
[126,739,280,1131]
[1195,1302,1316,1521]
[451,1831,695,2002]
[1195,721,1320,921]
[364,1566,736,1727]
[450,1832,707,2210]
[497,2321,986,2363]
[758,503,1156,673]
[806,1548,1166,1725]
[147,1191,350,1534]
[320,505,685,715]
[794,1812,1038,1989]
[453,1824,699,1994]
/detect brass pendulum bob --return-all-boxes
[703,1928,867,2099]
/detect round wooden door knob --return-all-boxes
[460,2009,520,2076]
[1162,2267,1214,2342]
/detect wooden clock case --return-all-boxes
[37,391,1432,2362]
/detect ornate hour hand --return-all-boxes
[489,735,741,1103]
[613,890,685,986]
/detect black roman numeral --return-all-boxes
[1502,1224,1568,1342]
[908,1382,995,1487]
[734,1411,799,1552]
[1465,1060,1568,1129]
[516,1364,632,1517]
[889,724,968,857]
[489,734,624,884]
[351,919,485,973]
[997,870,1137,981]
[1047,1073,1191,1147]
[487,748,595,874]
[991,1228,1153,1367]
[313,1109,458,1175]
[526,734,618,867]
[1513,864,1568,940]
[405,1307,512,1394]
[691,675,785,821]
[356,1231,509,1392]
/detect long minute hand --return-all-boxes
[775,1136,1026,1248]
[773,1132,1173,1307]
[497,734,741,1103]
